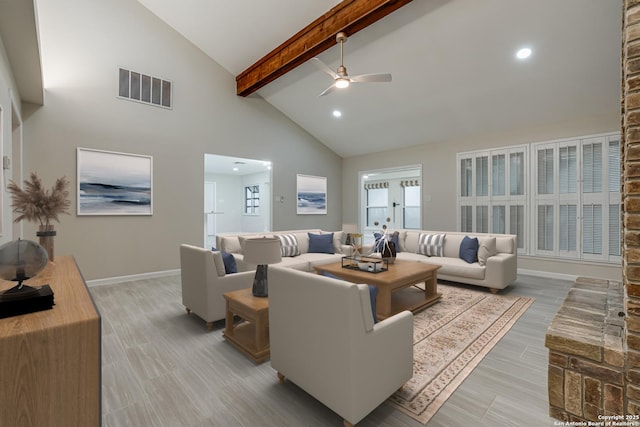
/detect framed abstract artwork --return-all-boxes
[77,148,153,215]
[296,174,327,215]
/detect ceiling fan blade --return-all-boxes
[311,58,339,79]
[318,83,337,97]
[350,73,392,83]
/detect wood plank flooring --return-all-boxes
[90,273,572,426]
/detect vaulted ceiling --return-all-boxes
[136,0,621,158]
[4,1,622,158]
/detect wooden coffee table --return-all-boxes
[222,288,269,363]
[314,259,441,320]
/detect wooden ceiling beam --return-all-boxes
[235,0,413,97]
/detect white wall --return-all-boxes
[0,35,20,246]
[23,0,342,280]
[343,114,621,280]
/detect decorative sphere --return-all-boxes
[0,239,48,282]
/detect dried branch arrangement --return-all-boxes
[8,172,71,227]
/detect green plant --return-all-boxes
[8,172,71,227]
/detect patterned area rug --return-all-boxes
[388,283,534,424]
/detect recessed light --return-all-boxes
[232,167,239,171]
[333,110,342,118]
[516,47,532,60]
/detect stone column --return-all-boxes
[625,0,640,416]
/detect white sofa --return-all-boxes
[268,266,413,427]
[179,244,256,329]
[216,229,350,272]
[380,230,517,292]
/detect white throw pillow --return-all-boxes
[277,234,301,257]
[417,233,446,257]
[477,237,497,266]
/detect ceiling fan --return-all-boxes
[312,32,392,97]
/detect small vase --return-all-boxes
[382,240,396,264]
[36,225,57,261]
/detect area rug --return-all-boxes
[388,283,534,424]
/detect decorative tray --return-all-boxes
[341,256,388,273]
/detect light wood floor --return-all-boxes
[90,273,572,426]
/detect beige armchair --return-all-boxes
[179,244,254,330]
[268,266,414,426]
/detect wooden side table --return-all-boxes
[222,288,269,363]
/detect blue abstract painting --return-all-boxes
[77,148,153,215]
[297,174,327,214]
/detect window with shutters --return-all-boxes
[457,132,620,262]
[531,133,620,262]
[457,145,527,250]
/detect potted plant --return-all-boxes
[7,172,71,261]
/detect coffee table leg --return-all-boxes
[424,272,436,297]
[225,300,234,337]
[377,289,391,319]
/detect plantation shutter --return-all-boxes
[509,152,524,195]
[583,143,603,193]
[476,156,488,196]
[492,154,505,196]
[558,205,577,252]
[609,204,621,256]
[583,204,603,255]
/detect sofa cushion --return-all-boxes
[414,256,486,280]
[459,236,479,264]
[277,234,301,257]
[218,235,241,254]
[496,236,515,254]
[330,231,344,254]
[403,231,420,253]
[308,232,335,254]
[477,237,497,266]
[417,233,446,257]
[442,234,466,258]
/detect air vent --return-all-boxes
[118,67,172,109]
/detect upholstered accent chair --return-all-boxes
[268,266,413,427]
[179,244,254,330]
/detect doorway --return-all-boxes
[359,165,422,245]
[204,154,272,248]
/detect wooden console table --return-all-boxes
[0,256,101,427]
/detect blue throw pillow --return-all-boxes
[308,232,335,254]
[368,285,378,323]
[212,247,237,274]
[459,236,479,264]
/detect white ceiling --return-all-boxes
[139,0,621,158]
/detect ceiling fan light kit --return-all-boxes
[312,32,391,96]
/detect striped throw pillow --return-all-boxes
[277,234,301,257]
[417,233,446,257]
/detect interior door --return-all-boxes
[204,181,217,249]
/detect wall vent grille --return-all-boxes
[118,68,172,109]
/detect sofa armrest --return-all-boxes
[484,253,517,289]
[350,310,414,409]
[214,270,255,292]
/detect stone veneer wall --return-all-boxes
[546,278,625,421]
[626,0,640,416]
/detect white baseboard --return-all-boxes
[517,268,577,282]
[86,269,180,287]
